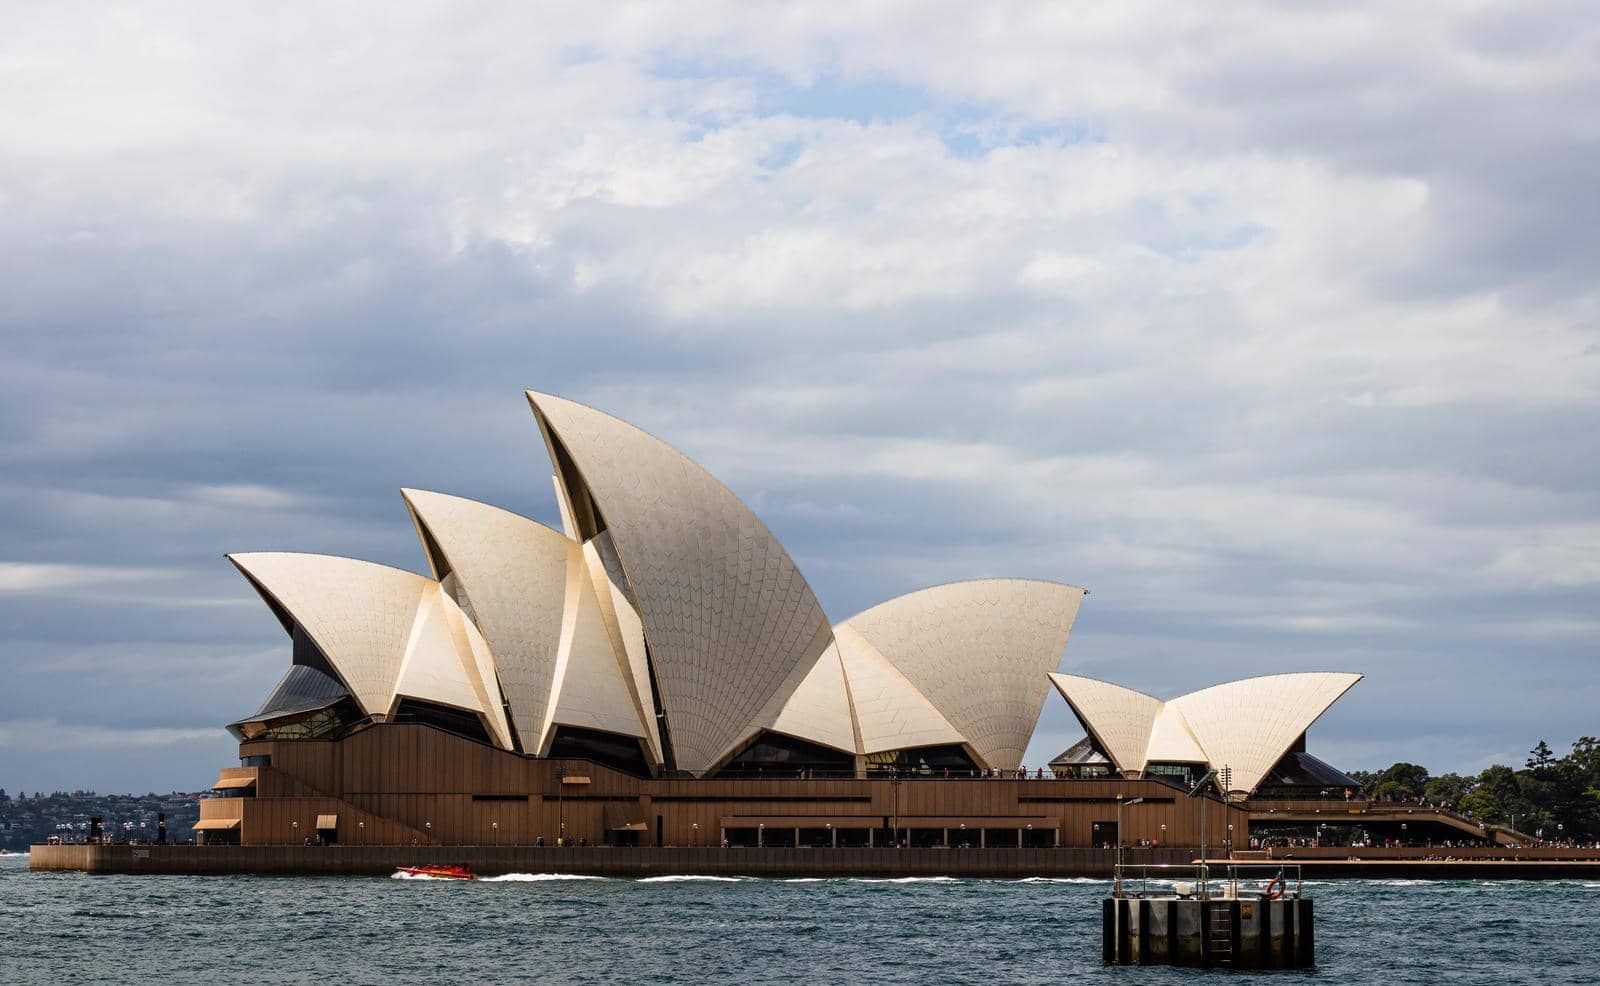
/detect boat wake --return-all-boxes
[1010,877,1100,884]
[637,874,745,882]
[849,876,961,884]
[481,873,611,882]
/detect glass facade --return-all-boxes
[547,725,653,777]
[864,744,978,777]
[719,731,854,777]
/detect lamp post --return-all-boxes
[1400,822,1407,847]
[758,823,765,848]
[693,822,699,847]
[958,822,966,849]
[1159,822,1166,848]
[891,767,901,848]
[1184,768,1219,899]
[1226,823,1234,860]
[492,821,498,847]
[358,821,364,846]
[425,821,432,846]
[1114,796,1145,896]
[292,820,298,845]
[825,822,833,848]
[557,762,567,846]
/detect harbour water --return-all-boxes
[4,855,1596,983]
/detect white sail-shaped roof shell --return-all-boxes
[228,552,510,748]
[762,643,861,755]
[1049,671,1363,794]
[1167,672,1362,795]
[541,540,654,752]
[833,625,965,755]
[402,489,653,758]
[527,391,835,776]
[1046,673,1161,775]
[840,579,1085,771]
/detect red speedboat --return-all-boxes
[395,863,476,880]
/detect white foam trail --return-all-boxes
[849,876,961,884]
[1011,877,1101,884]
[391,871,445,880]
[480,873,610,882]
[782,877,826,883]
[637,875,744,882]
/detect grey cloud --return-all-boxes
[1,3,1596,793]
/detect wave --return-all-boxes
[481,873,611,882]
[1010,877,1102,884]
[637,875,745,882]
[849,876,961,884]
[390,871,446,880]
[781,877,826,883]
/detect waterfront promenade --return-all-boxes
[31,843,1600,879]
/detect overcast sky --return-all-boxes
[2,3,1597,794]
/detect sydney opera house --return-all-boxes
[196,392,1366,850]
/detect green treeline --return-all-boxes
[1350,738,1600,840]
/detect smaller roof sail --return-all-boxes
[228,552,511,749]
[400,489,574,752]
[763,643,862,756]
[1048,671,1363,794]
[539,541,653,754]
[842,579,1086,771]
[1167,672,1362,795]
[1046,673,1161,774]
[832,624,965,756]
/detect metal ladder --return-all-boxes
[1208,905,1234,965]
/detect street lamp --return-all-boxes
[758,823,765,848]
[358,820,364,846]
[825,822,833,848]
[292,820,298,844]
[1226,823,1234,860]
[492,821,498,847]
[693,822,700,847]
[1401,822,1407,847]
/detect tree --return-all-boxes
[1528,741,1557,771]
[1365,762,1429,800]
[1423,773,1473,806]
[1460,787,1501,822]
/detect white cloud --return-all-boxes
[0,563,177,594]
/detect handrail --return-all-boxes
[1112,861,1304,901]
